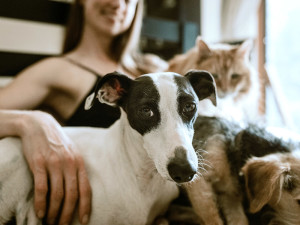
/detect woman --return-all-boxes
[0,0,166,224]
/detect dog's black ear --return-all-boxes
[185,70,217,106]
[85,71,132,110]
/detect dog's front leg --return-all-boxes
[218,190,248,225]
[202,134,248,225]
[185,178,224,225]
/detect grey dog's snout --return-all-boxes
[167,147,197,183]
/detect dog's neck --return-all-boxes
[115,110,178,219]
[117,110,158,181]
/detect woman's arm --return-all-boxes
[0,58,92,224]
[0,58,56,110]
[0,110,91,225]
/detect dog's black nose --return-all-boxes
[168,147,197,183]
[167,161,197,183]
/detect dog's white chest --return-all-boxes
[67,127,179,225]
[87,164,179,225]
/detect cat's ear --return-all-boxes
[237,39,253,60]
[196,36,212,61]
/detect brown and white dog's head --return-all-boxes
[242,151,300,224]
[85,70,216,184]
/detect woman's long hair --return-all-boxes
[62,0,85,54]
[62,0,146,76]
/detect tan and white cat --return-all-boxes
[168,37,261,124]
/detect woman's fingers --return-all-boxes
[20,112,92,224]
[33,158,48,219]
[58,154,79,225]
[47,154,64,225]
[77,157,92,225]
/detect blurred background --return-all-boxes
[0,0,299,133]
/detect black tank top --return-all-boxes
[64,58,121,128]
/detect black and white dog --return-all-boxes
[0,70,216,225]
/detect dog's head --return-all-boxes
[85,70,216,184]
[242,151,300,224]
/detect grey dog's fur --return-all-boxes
[184,116,300,225]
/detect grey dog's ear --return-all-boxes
[85,71,133,110]
[185,70,217,106]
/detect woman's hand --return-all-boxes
[19,111,91,225]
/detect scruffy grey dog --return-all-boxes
[184,116,300,225]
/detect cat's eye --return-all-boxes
[231,73,241,80]
[183,103,196,113]
[139,107,154,118]
[212,74,219,79]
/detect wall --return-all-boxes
[0,0,69,78]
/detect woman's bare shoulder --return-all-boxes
[19,56,68,75]
[15,56,72,83]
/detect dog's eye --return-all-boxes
[297,199,300,206]
[140,107,154,117]
[183,103,196,113]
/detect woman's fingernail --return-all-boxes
[37,210,44,218]
[82,214,89,224]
